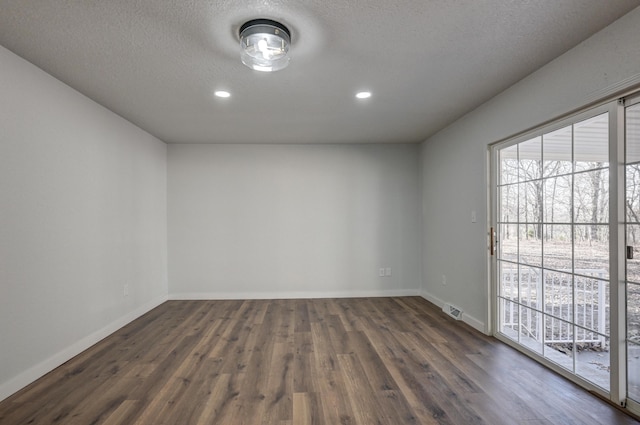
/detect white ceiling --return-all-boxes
[0,1,637,144]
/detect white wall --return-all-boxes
[420,7,640,332]
[0,46,168,400]
[168,143,421,299]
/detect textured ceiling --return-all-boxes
[0,1,638,144]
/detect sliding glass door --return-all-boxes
[494,106,612,391]
[489,94,640,414]
[492,94,640,414]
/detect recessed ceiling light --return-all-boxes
[356,91,372,99]
[214,90,231,98]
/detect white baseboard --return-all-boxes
[169,289,421,301]
[0,294,168,403]
[420,290,487,334]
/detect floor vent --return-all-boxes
[443,303,463,320]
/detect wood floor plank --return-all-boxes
[292,393,312,425]
[337,353,385,425]
[101,400,140,425]
[1,297,638,425]
[293,331,314,393]
[194,372,233,425]
[294,300,311,333]
[342,330,399,393]
[334,298,362,331]
[261,343,294,424]
[310,320,357,424]
[222,328,275,422]
[292,392,324,425]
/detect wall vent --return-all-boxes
[443,303,463,320]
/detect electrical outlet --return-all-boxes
[123,284,129,297]
[379,268,385,277]
[471,210,477,223]
[442,274,447,285]
[385,267,392,276]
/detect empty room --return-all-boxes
[2,1,640,424]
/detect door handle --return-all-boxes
[490,227,497,256]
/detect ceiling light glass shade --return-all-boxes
[240,19,291,72]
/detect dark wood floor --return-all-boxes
[0,297,637,425]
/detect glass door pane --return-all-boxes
[495,111,611,392]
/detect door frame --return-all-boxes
[622,92,640,415]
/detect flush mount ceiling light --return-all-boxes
[239,19,291,72]
[356,91,372,99]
